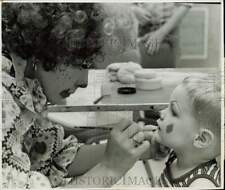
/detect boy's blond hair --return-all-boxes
[182,74,221,136]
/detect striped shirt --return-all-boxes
[158,152,221,187]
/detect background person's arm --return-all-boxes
[131,4,152,26]
[157,4,192,38]
[140,4,192,55]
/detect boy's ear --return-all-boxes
[193,128,214,149]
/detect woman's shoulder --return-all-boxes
[2,54,13,73]
[2,55,47,113]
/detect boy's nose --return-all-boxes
[159,110,166,121]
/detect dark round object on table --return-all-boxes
[117,87,136,94]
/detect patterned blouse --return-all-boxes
[157,151,221,187]
[2,55,80,188]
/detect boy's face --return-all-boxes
[157,85,199,150]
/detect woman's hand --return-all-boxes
[66,121,151,187]
[131,6,152,26]
[102,119,150,176]
[139,30,165,55]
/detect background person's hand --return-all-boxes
[132,6,152,26]
[102,119,150,176]
[139,30,165,55]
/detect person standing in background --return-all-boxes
[132,3,193,68]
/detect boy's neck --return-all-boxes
[175,150,210,170]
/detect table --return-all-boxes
[47,67,217,112]
[46,67,218,127]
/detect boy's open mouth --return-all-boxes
[60,89,71,98]
[156,120,161,131]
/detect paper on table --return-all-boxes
[47,111,133,128]
[48,70,133,128]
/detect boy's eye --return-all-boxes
[170,102,178,117]
[171,107,177,116]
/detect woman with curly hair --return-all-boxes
[2,3,150,188]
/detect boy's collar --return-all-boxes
[215,155,221,166]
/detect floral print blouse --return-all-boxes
[2,55,80,188]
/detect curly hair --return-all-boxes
[2,3,106,71]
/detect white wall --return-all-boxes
[176,4,222,68]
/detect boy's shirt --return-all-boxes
[157,151,221,187]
